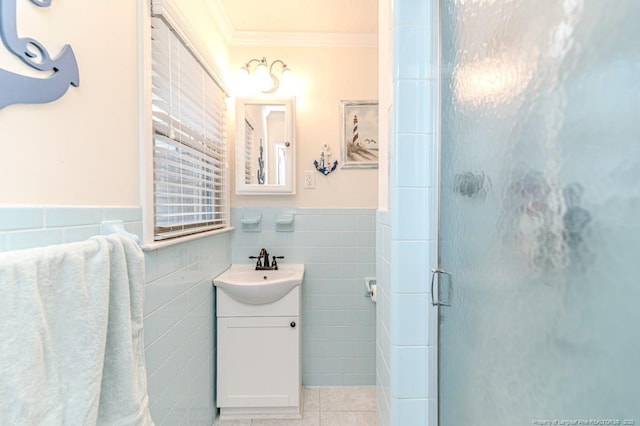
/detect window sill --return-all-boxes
[141,226,234,252]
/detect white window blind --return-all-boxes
[151,17,227,241]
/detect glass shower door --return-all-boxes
[438,0,640,425]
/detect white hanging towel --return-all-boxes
[0,234,154,426]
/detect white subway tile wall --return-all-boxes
[375,210,392,426]
[0,206,142,252]
[44,207,104,227]
[0,207,44,231]
[144,232,230,424]
[231,208,377,386]
[384,0,439,424]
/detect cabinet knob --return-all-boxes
[290,321,296,328]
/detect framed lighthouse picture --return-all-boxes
[340,100,379,168]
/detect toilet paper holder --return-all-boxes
[364,277,377,302]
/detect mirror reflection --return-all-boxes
[243,104,288,185]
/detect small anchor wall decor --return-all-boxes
[0,0,80,110]
[313,144,338,176]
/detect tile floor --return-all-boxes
[215,386,376,426]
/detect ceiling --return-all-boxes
[213,0,378,46]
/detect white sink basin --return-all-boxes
[214,264,304,304]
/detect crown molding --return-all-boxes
[207,0,234,43]
[207,0,377,48]
[229,31,378,48]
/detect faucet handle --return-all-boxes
[248,255,262,267]
[271,255,284,269]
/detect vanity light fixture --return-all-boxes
[240,57,293,93]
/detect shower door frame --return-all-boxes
[432,1,443,425]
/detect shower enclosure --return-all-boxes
[437,0,640,424]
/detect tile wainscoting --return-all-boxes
[0,206,228,425]
[231,208,377,386]
[0,205,377,422]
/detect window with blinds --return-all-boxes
[151,17,227,241]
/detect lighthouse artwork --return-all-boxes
[340,100,378,168]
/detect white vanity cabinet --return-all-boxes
[216,285,302,420]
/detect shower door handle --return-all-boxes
[431,268,451,306]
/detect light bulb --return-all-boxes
[253,63,273,92]
[278,68,297,94]
[233,67,252,97]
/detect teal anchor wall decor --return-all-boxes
[0,0,79,109]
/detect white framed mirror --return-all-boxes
[235,97,296,194]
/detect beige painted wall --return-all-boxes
[0,0,375,211]
[230,45,379,208]
[169,0,232,86]
[0,0,229,209]
[0,1,139,206]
